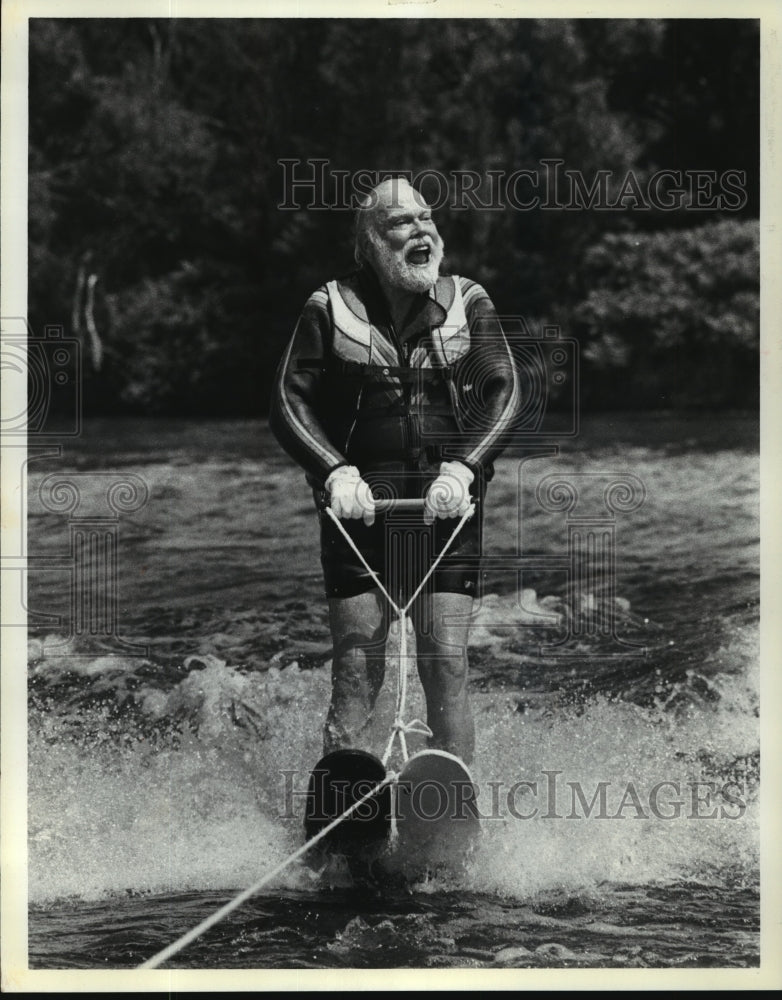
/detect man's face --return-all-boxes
[364,181,444,294]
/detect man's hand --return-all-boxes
[326,465,376,525]
[424,461,474,525]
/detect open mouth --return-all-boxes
[405,244,431,266]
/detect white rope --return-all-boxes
[389,780,399,845]
[137,771,396,969]
[138,502,474,968]
[379,613,433,766]
[326,503,474,768]
[324,507,401,615]
[381,717,433,768]
[324,503,475,621]
[401,505,475,615]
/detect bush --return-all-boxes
[573,219,759,408]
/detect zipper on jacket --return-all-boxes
[387,319,421,464]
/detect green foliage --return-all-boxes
[573,219,759,407]
[27,18,759,414]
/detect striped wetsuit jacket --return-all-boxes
[270,266,521,487]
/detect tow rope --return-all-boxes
[323,501,474,766]
[137,501,473,969]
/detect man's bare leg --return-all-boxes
[414,592,475,764]
[324,589,387,754]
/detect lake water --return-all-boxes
[24,413,760,973]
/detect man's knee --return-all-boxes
[331,636,385,690]
[419,648,468,686]
[332,641,367,672]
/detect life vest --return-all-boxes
[326,274,471,372]
[297,274,473,465]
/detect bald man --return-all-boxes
[271,178,520,765]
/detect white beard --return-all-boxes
[366,231,445,294]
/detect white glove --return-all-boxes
[424,461,474,525]
[326,465,376,525]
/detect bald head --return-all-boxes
[354,178,428,257]
[354,178,444,294]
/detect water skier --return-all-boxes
[271,176,520,767]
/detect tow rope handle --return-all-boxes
[316,494,481,513]
[376,498,426,512]
[375,498,480,513]
[316,495,427,513]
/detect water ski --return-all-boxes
[303,749,392,879]
[390,749,480,875]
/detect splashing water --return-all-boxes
[25,415,760,968]
[29,615,758,907]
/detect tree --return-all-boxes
[27,18,760,414]
[573,218,759,408]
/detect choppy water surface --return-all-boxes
[25,413,759,970]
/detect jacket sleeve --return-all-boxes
[449,281,522,474]
[269,290,349,485]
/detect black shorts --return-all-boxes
[315,464,487,601]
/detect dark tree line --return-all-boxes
[28,18,759,415]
